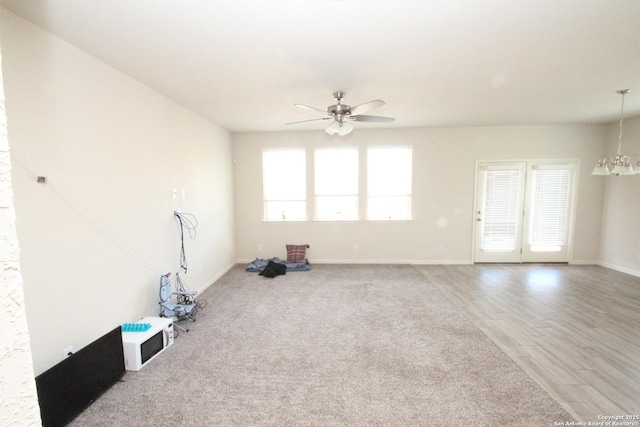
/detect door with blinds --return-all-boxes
[474,161,576,263]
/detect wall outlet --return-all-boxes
[257,244,263,251]
[438,244,444,251]
[353,244,358,251]
[63,346,74,358]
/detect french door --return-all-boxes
[474,160,576,263]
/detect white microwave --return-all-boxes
[121,316,174,371]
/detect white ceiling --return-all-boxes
[1,0,640,133]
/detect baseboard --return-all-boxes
[410,260,474,265]
[197,261,238,293]
[236,258,472,265]
[597,261,640,278]
[569,259,599,265]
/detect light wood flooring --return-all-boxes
[415,264,640,422]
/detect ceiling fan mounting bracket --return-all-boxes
[328,103,351,117]
[329,91,350,119]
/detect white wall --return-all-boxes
[0,8,236,375]
[233,125,607,265]
[599,115,640,276]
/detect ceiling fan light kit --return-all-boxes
[325,120,353,136]
[287,91,395,136]
[592,89,640,176]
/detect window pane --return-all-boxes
[315,148,358,195]
[368,196,411,220]
[529,167,570,247]
[262,149,306,221]
[367,147,412,220]
[316,196,358,220]
[367,147,412,196]
[264,201,307,221]
[314,147,358,220]
[482,168,520,252]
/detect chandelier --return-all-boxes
[592,89,639,176]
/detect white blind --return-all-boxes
[530,167,570,249]
[482,168,520,251]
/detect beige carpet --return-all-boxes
[69,264,573,426]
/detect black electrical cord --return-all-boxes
[172,211,208,313]
[174,211,198,275]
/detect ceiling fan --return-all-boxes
[286,91,395,135]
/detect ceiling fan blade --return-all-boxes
[294,104,329,115]
[285,117,332,125]
[349,99,385,116]
[351,115,395,123]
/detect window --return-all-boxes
[262,149,306,221]
[314,147,358,220]
[481,165,523,252]
[367,146,412,220]
[528,165,572,252]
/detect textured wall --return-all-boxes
[0,45,42,426]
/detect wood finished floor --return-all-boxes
[415,264,640,423]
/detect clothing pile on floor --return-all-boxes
[246,244,312,278]
[245,257,312,278]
